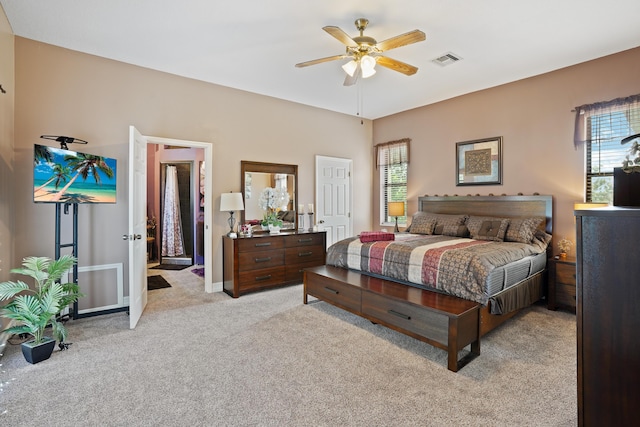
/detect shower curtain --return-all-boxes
[162,165,185,257]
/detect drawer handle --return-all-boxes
[255,274,272,281]
[255,242,271,247]
[298,238,313,243]
[298,251,313,257]
[388,309,411,320]
[324,287,339,295]
[255,257,272,263]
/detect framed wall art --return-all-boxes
[456,136,502,186]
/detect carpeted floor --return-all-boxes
[0,285,577,426]
[147,275,172,290]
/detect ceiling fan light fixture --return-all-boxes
[360,55,377,78]
[342,59,358,77]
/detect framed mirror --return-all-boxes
[240,161,298,230]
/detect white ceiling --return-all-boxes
[3,0,640,119]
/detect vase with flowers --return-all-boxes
[258,187,289,233]
[557,237,573,259]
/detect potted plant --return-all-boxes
[557,238,573,260]
[258,187,289,233]
[621,133,640,173]
[0,254,82,364]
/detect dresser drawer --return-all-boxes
[556,283,576,307]
[238,267,285,291]
[285,260,325,282]
[237,237,284,253]
[362,291,449,346]
[238,249,284,271]
[555,262,576,285]
[284,233,324,247]
[285,245,324,265]
[306,275,361,312]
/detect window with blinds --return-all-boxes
[587,106,640,203]
[377,139,409,224]
[381,162,407,223]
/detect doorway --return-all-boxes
[315,155,353,248]
[158,161,195,266]
[128,127,214,328]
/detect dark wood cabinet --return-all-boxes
[575,207,640,426]
[223,231,326,298]
[547,257,576,311]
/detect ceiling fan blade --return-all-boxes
[295,55,346,68]
[375,30,426,52]
[376,56,419,76]
[621,133,640,144]
[343,65,361,86]
[323,26,358,47]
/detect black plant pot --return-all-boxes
[21,338,56,364]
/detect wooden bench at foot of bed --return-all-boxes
[303,265,481,372]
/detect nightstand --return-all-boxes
[547,256,576,311]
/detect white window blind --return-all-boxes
[583,103,640,203]
[376,139,409,223]
[574,95,640,203]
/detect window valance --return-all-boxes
[375,138,411,167]
[574,94,640,147]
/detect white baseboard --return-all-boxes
[0,320,15,359]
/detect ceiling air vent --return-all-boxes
[432,52,462,67]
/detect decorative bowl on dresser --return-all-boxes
[223,231,326,298]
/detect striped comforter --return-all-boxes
[326,233,549,305]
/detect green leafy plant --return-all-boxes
[261,211,283,228]
[621,133,640,173]
[0,255,82,345]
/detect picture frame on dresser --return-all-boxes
[456,136,502,186]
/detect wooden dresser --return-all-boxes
[223,231,326,298]
[575,207,640,426]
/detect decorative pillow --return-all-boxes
[505,217,545,243]
[409,212,469,237]
[408,215,437,235]
[434,223,470,237]
[466,216,510,241]
[360,231,395,243]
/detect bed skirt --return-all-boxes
[488,270,545,315]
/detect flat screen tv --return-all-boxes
[33,144,117,203]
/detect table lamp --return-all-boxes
[388,201,405,233]
[220,192,244,237]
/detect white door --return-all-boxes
[128,128,215,329]
[315,155,353,248]
[128,126,148,328]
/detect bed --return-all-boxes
[303,194,553,371]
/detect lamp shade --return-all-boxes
[360,55,377,78]
[388,201,405,217]
[220,192,244,212]
[341,60,358,77]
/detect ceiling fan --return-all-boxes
[295,18,426,86]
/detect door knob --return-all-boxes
[134,234,142,240]
[122,234,129,240]
[319,220,325,224]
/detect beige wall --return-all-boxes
[373,46,640,256]
[13,37,372,301]
[0,6,14,284]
